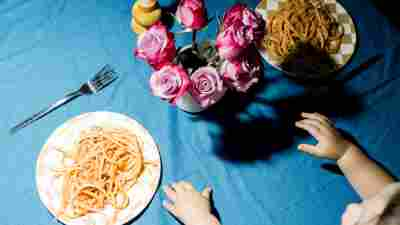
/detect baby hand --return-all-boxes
[295,112,354,160]
[163,181,220,225]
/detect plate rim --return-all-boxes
[35,111,162,225]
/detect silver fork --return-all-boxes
[10,65,118,134]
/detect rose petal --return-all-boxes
[190,66,225,108]
[176,0,207,30]
[220,53,262,92]
[221,3,265,43]
[180,7,194,26]
[216,24,249,61]
[134,22,176,70]
[150,64,190,103]
[222,3,246,29]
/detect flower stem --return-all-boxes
[192,30,198,52]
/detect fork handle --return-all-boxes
[10,90,83,134]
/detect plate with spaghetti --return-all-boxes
[256,0,357,78]
[36,111,161,225]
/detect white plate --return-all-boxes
[256,0,357,75]
[36,111,161,225]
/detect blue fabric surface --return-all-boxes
[1,0,400,225]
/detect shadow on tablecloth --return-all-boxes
[192,54,386,163]
[370,0,400,31]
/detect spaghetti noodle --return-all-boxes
[53,127,147,222]
[262,0,344,61]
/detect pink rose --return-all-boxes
[190,66,226,108]
[176,0,207,30]
[222,3,246,29]
[150,64,190,103]
[220,53,262,92]
[134,22,176,70]
[222,4,265,42]
[242,7,265,42]
[216,23,249,61]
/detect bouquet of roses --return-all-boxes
[134,0,265,112]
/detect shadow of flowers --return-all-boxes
[191,54,384,163]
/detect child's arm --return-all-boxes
[296,113,395,200]
[163,181,221,225]
[337,145,395,199]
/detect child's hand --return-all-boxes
[295,112,354,160]
[163,181,220,225]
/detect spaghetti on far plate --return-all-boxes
[256,0,357,77]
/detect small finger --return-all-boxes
[163,200,178,216]
[298,119,330,134]
[298,144,323,157]
[295,121,323,140]
[201,186,212,200]
[302,112,333,126]
[163,186,177,202]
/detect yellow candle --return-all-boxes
[131,18,147,34]
[131,0,162,33]
[139,0,156,8]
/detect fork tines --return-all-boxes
[89,65,118,93]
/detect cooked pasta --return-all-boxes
[263,0,344,61]
[53,127,150,222]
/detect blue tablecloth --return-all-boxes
[1,0,400,225]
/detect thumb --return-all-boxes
[298,144,321,157]
[201,186,212,200]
